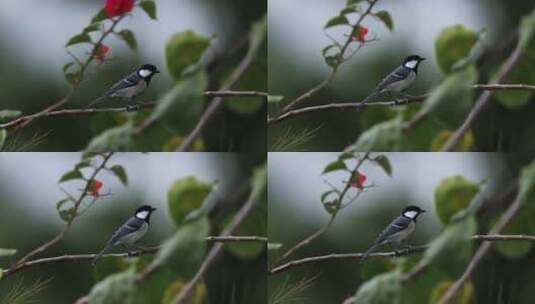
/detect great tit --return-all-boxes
[360,205,425,262]
[92,205,157,265]
[360,55,426,104]
[86,64,160,108]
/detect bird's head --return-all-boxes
[402,55,426,71]
[402,205,425,220]
[135,205,157,221]
[137,64,160,80]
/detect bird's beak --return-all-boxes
[155,70,161,74]
[420,57,426,61]
[151,207,157,211]
[421,209,426,213]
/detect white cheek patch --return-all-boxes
[138,69,152,78]
[136,210,149,219]
[404,60,418,69]
[404,210,418,219]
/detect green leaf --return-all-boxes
[340,6,359,15]
[74,159,92,170]
[375,10,394,31]
[87,268,136,303]
[0,110,22,122]
[162,281,205,304]
[347,0,363,5]
[168,177,213,226]
[431,130,474,152]
[410,65,477,130]
[322,159,347,174]
[83,23,101,33]
[0,130,6,150]
[518,158,535,206]
[353,269,402,304]
[435,25,478,74]
[85,121,135,152]
[321,44,337,57]
[62,62,74,73]
[0,248,17,257]
[117,30,137,50]
[324,15,350,29]
[66,33,91,47]
[165,31,210,81]
[324,55,340,68]
[430,281,474,304]
[434,175,480,225]
[518,9,535,50]
[417,216,476,277]
[65,72,81,85]
[59,169,84,183]
[91,8,108,23]
[372,155,392,176]
[321,190,338,204]
[493,209,535,258]
[352,115,403,151]
[109,165,128,186]
[151,217,209,278]
[139,0,157,20]
[56,198,75,222]
[147,69,207,133]
[224,64,266,115]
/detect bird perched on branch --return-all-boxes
[92,205,157,265]
[360,205,425,263]
[86,64,160,109]
[360,55,426,104]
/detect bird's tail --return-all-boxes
[360,242,380,264]
[85,95,108,109]
[92,243,112,265]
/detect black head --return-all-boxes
[137,64,160,83]
[402,55,426,72]
[134,204,157,222]
[401,205,425,221]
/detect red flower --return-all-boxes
[88,179,104,197]
[105,0,134,18]
[93,44,110,62]
[349,172,367,190]
[352,26,369,43]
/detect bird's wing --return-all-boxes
[374,215,412,245]
[374,66,412,92]
[108,217,144,245]
[105,71,140,96]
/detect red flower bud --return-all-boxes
[352,26,369,43]
[93,44,110,62]
[88,179,104,197]
[349,172,367,190]
[105,0,134,18]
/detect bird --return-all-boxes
[86,64,160,109]
[360,55,426,104]
[360,205,425,263]
[92,205,157,265]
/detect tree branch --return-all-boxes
[277,153,370,261]
[205,236,268,242]
[0,91,267,130]
[281,0,380,112]
[440,42,524,151]
[270,234,535,275]
[268,84,535,125]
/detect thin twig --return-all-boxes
[281,0,380,112]
[268,84,535,125]
[437,197,525,304]
[205,236,268,242]
[441,42,524,151]
[278,153,370,261]
[270,234,535,275]
[15,153,114,265]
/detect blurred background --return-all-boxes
[0,0,266,152]
[268,0,535,151]
[268,152,535,303]
[0,152,266,303]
